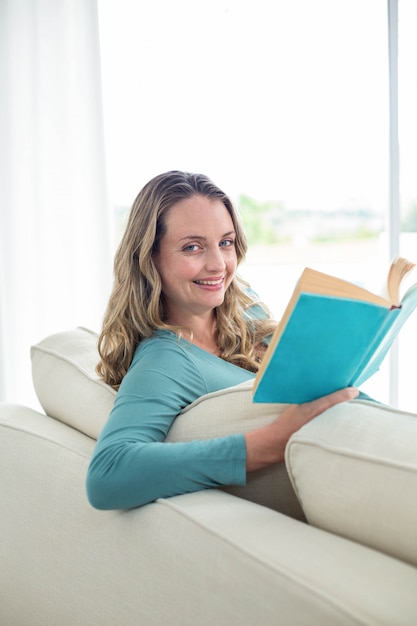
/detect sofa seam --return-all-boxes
[31,347,117,396]
[351,398,417,418]
[0,419,94,460]
[180,382,254,414]
[156,496,375,626]
[287,439,417,473]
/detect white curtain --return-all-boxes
[0,0,113,408]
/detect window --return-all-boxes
[397,0,417,411]
[98,0,416,410]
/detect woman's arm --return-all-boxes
[86,338,250,510]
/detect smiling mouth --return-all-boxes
[193,278,224,286]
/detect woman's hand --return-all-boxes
[245,387,359,472]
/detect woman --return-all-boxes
[86,171,357,510]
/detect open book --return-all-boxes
[253,257,417,404]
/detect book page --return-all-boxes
[297,268,391,306]
[387,257,416,306]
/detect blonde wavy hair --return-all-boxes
[97,171,276,389]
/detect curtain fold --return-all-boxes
[0,0,113,408]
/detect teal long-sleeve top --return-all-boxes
[86,330,256,510]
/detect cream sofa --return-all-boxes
[1,327,417,625]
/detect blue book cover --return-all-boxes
[253,261,417,404]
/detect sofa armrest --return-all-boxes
[286,399,417,567]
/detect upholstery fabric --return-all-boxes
[2,403,417,625]
[286,400,417,566]
[2,327,417,624]
[31,327,116,439]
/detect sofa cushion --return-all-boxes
[285,400,417,567]
[31,327,305,518]
[31,327,116,440]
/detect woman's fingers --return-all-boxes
[298,386,359,419]
[277,386,359,440]
[245,387,359,472]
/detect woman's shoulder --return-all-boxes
[119,330,208,401]
[128,329,254,395]
[138,329,180,349]
[132,330,192,367]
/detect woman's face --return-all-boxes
[153,194,238,325]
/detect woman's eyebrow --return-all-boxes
[179,231,235,242]
[179,235,207,242]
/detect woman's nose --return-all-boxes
[205,246,226,271]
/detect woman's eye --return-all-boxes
[183,244,200,252]
[220,239,234,247]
